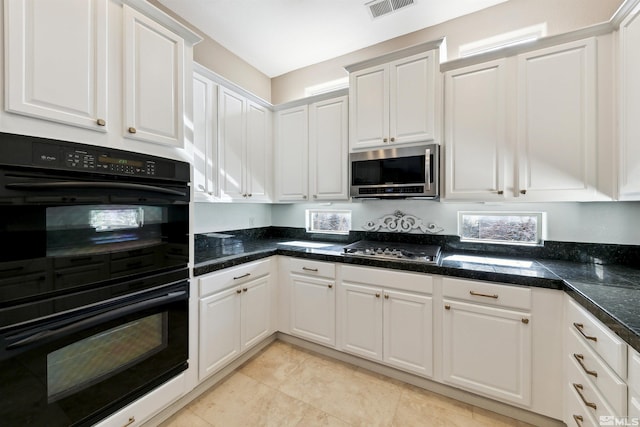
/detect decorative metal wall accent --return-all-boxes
[363,210,443,234]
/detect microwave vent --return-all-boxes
[366,0,415,19]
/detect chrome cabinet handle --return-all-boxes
[573,354,598,377]
[572,383,597,410]
[469,290,498,299]
[573,323,598,342]
[302,267,318,272]
[233,273,250,280]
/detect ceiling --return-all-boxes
[158,0,509,78]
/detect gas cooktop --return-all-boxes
[342,240,441,265]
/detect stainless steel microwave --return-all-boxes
[350,144,439,199]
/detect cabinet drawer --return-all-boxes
[629,347,640,395]
[566,297,627,378]
[442,277,531,310]
[341,265,432,294]
[566,326,627,414]
[567,350,619,422]
[289,258,335,278]
[199,259,272,297]
[565,380,599,427]
[93,373,185,427]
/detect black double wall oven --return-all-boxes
[0,133,190,426]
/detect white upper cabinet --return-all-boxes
[308,95,349,201]
[192,68,218,198]
[348,48,438,151]
[618,4,640,200]
[516,38,597,201]
[123,4,184,147]
[444,37,604,201]
[4,0,108,131]
[275,94,349,202]
[218,86,271,201]
[275,105,309,201]
[444,59,508,200]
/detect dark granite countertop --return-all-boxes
[194,233,640,353]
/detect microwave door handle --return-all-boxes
[6,181,186,197]
[5,290,187,351]
[425,148,432,191]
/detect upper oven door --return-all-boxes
[0,169,189,306]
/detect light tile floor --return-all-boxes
[160,341,536,427]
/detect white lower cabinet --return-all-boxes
[564,295,628,426]
[198,259,274,381]
[282,258,337,347]
[629,348,640,419]
[441,278,532,407]
[339,265,433,378]
[93,373,185,427]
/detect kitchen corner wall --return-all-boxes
[194,201,640,245]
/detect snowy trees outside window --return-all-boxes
[458,212,544,245]
[306,210,351,235]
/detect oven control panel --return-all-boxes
[64,150,159,177]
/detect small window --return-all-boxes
[306,209,351,235]
[458,212,544,246]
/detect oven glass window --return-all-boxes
[46,205,165,256]
[47,312,167,402]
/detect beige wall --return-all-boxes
[271,0,623,104]
[148,0,272,102]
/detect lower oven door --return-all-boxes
[0,281,188,427]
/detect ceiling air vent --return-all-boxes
[366,0,415,19]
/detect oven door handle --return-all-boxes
[6,181,186,197]
[6,290,187,350]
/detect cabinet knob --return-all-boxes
[328,284,333,289]
[96,118,106,126]
[521,318,529,324]
[198,184,205,190]
[444,304,451,310]
[375,293,381,298]
[303,195,307,199]
[243,288,248,292]
[128,127,137,134]
[384,294,389,299]
[497,190,504,195]
[313,195,317,199]
[236,289,242,294]
[383,138,388,143]
[247,193,252,197]
[520,189,527,195]
[390,137,395,142]
[243,194,248,198]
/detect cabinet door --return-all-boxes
[340,282,383,361]
[241,275,272,350]
[390,52,436,145]
[383,289,433,377]
[442,300,532,406]
[4,0,108,131]
[444,59,508,200]
[275,105,309,201]
[199,287,241,380]
[290,274,335,347]
[245,101,271,201]
[309,96,349,201]
[218,87,247,200]
[349,65,389,150]
[123,5,185,147]
[516,38,597,201]
[193,71,217,197]
[619,5,640,200]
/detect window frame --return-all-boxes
[457,211,545,246]
[305,209,352,235]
